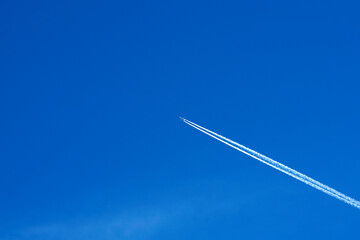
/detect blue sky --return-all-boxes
[1,0,360,239]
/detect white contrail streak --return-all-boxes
[181,118,360,209]
[183,118,357,205]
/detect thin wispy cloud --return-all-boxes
[10,206,177,240]
[5,186,274,240]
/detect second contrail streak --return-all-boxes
[181,118,360,209]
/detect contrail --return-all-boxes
[180,117,360,209]
[183,118,357,205]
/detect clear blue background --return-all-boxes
[1,0,359,239]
